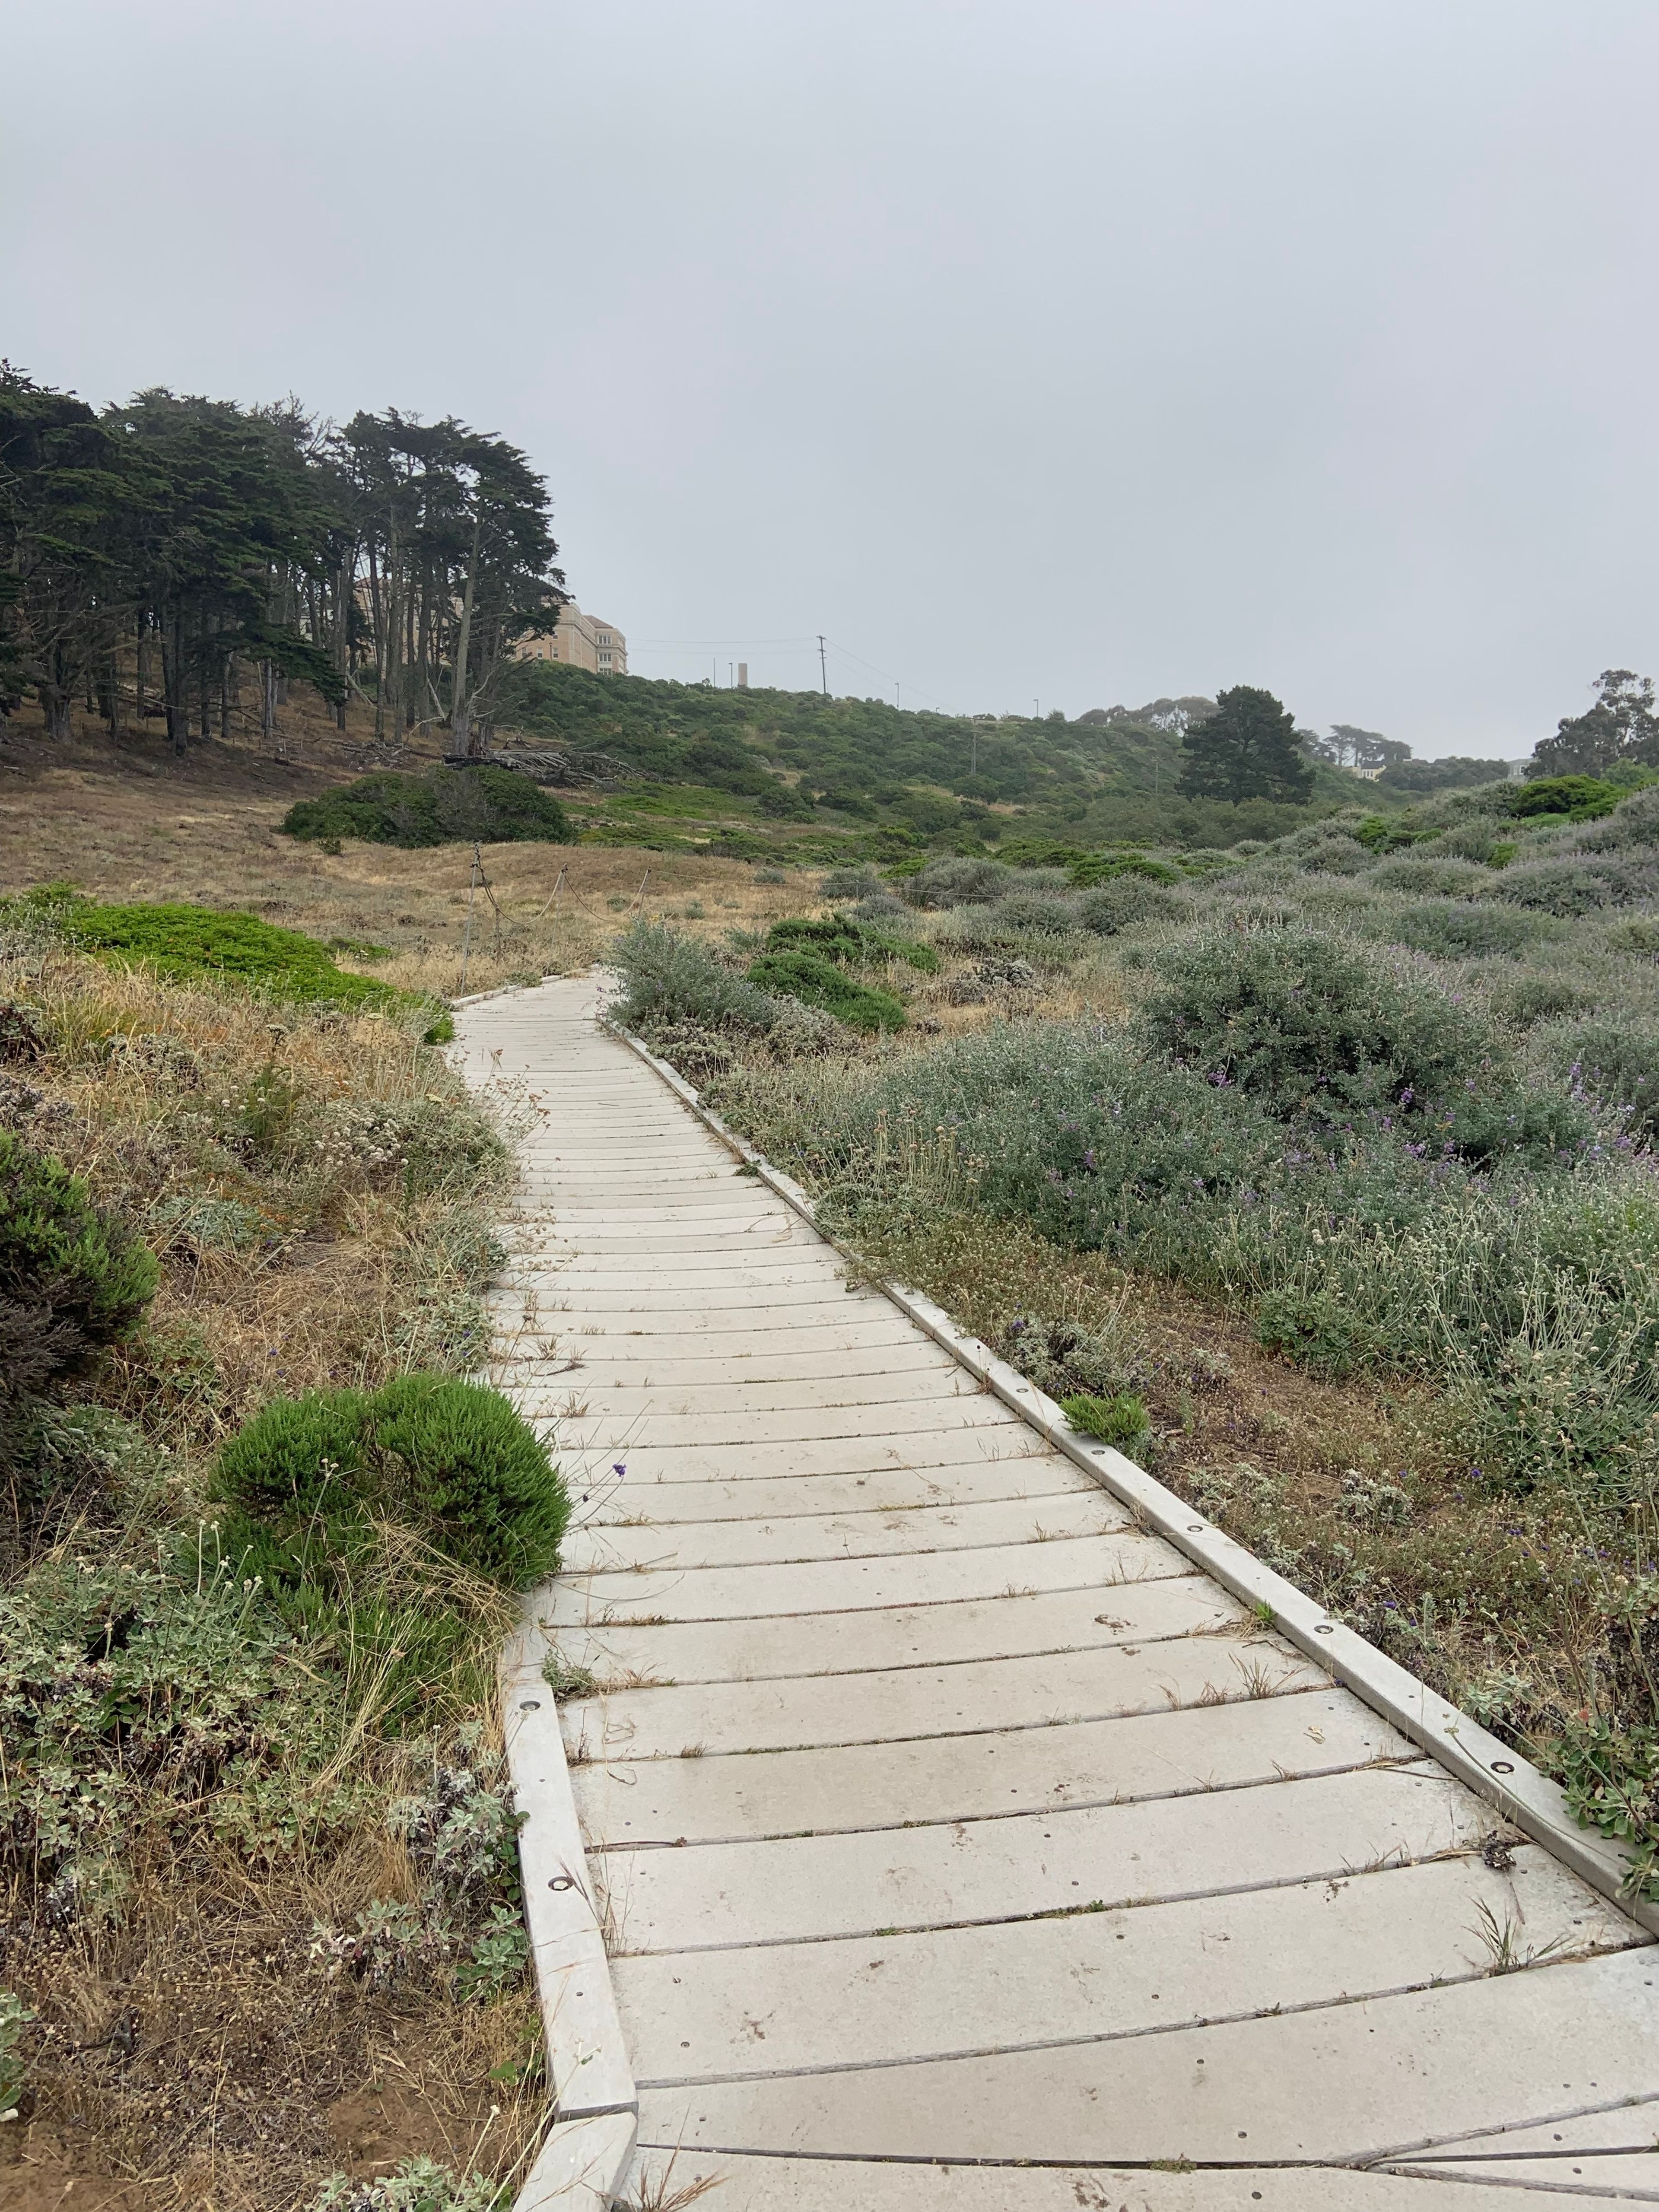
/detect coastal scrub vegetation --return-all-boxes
[613,763,1659,1899]
[0,921,558,2204]
[3,888,457,1039]
[283,766,575,852]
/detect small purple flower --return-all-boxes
[612,1462,627,1478]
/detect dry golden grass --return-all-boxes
[0,695,832,1005]
[2,948,506,1446]
[13,1820,547,2212]
[0,942,549,2209]
[811,1198,1621,1738]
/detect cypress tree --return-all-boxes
[1178,684,1315,805]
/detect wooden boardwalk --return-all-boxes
[460,978,1659,2209]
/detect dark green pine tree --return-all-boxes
[1178,684,1315,804]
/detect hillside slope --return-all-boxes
[493,663,1391,854]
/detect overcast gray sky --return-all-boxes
[8,1,1656,755]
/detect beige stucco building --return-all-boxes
[517,602,627,675]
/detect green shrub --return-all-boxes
[1511,775,1621,822]
[1487,972,1595,1028]
[1350,817,1424,854]
[1068,851,1183,888]
[1486,855,1659,915]
[1386,899,1563,960]
[216,1377,568,1594]
[1256,1287,1380,1377]
[848,928,938,973]
[610,920,778,1035]
[764,913,938,973]
[216,1386,373,1526]
[1060,1390,1151,1452]
[58,901,448,1037]
[1538,1018,1659,1141]
[902,855,1016,908]
[1136,928,1490,1119]
[1074,877,1186,935]
[747,950,906,1032]
[283,766,574,850]
[0,1131,157,1435]
[369,1375,568,1587]
[1556,1716,1659,1900]
[0,1988,32,2123]
[1365,854,1491,899]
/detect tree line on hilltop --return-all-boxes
[1170,671,1659,809]
[4,359,1649,836]
[0,367,567,756]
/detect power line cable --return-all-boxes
[821,636,960,716]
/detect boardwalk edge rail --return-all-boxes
[607,1014,1659,1942]
[501,1616,637,2208]
[458,982,639,2209]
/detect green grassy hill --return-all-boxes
[493,663,1393,860]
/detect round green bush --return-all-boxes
[764,914,938,974]
[1511,775,1621,821]
[1074,877,1185,936]
[284,767,574,850]
[215,1387,372,1524]
[1059,1390,1152,1452]
[764,915,869,966]
[1136,928,1491,1117]
[369,1374,569,1587]
[746,950,906,1032]
[0,1130,158,1403]
[1387,899,1562,959]
[215,1376,569,1592]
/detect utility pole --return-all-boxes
[1034,697,1040,720]
[894,683,900,710]
[818,635,828,697]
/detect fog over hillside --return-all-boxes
[6,1,1657,755]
